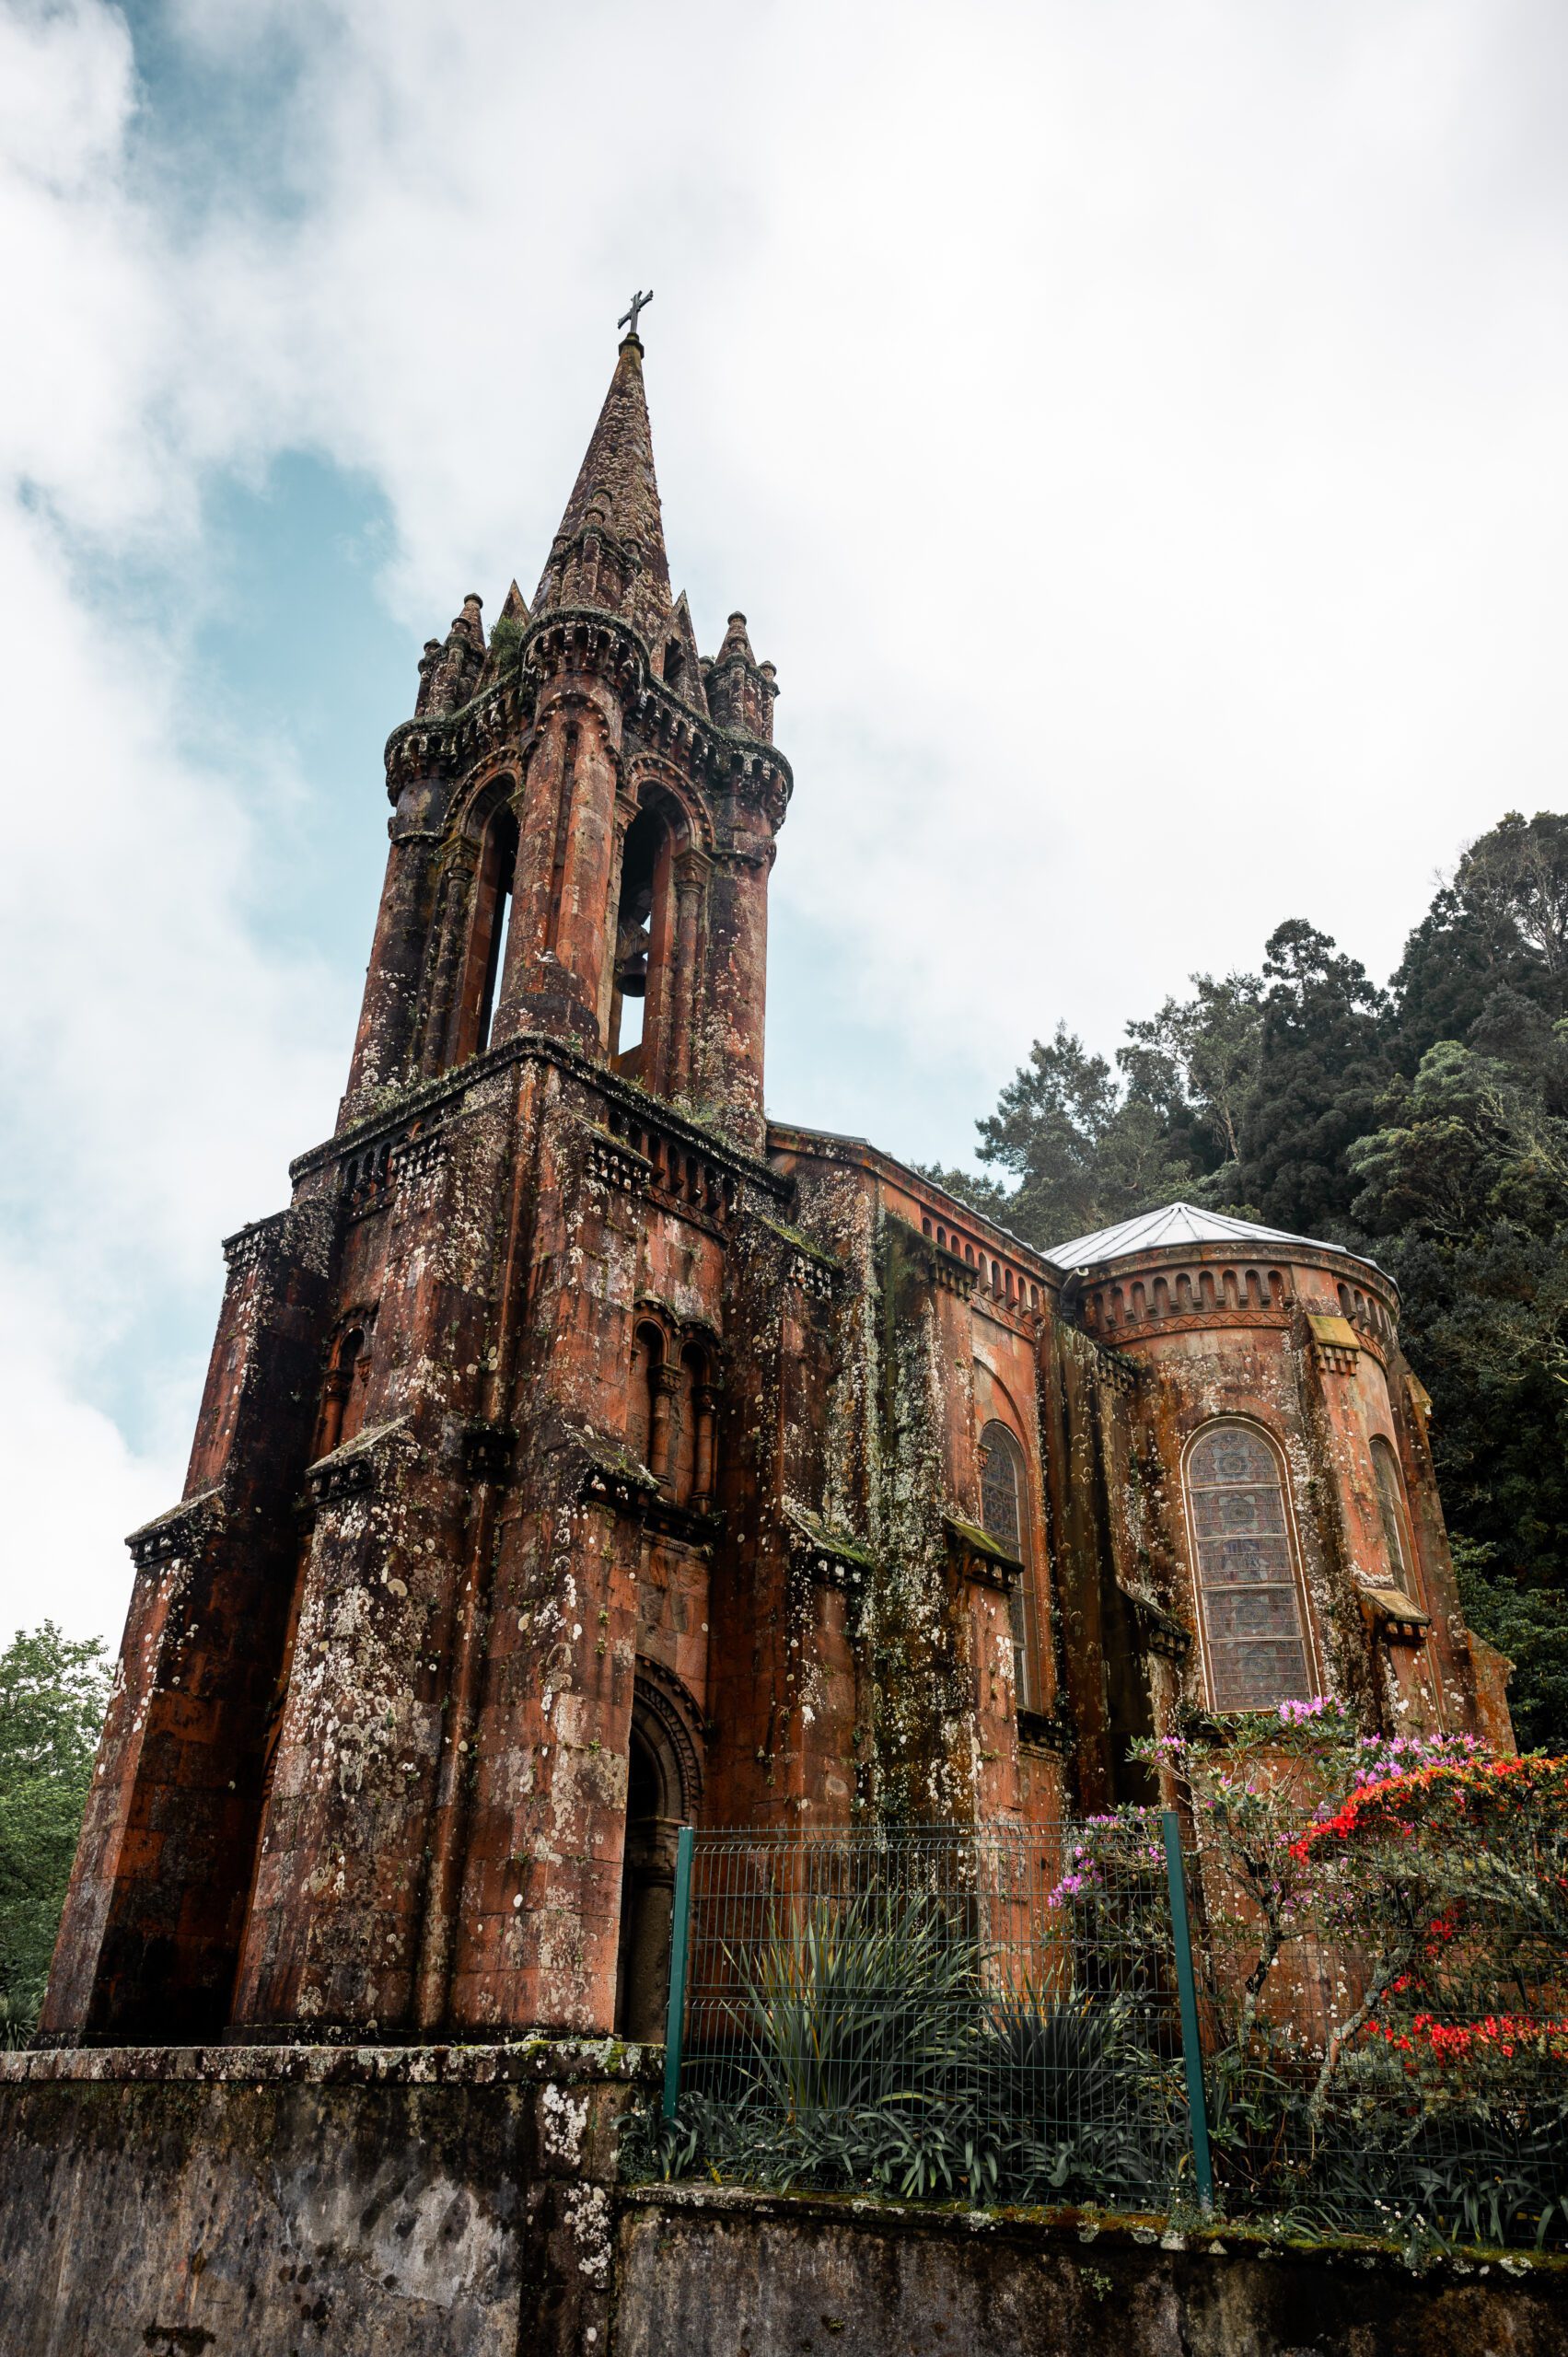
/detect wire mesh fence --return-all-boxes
[647,1819,1200,2209]
[632,1813,1568,2249]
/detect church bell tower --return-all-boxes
[41,319,794,2047]
[343,324,784,1149]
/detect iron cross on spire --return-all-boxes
[619,287,653,339]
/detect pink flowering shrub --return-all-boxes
[1051,1703,1566,2130]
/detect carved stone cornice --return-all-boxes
[1017,1703,1074,1756]
[644,1495,721,1549]
[944,1514,1022,1594]
[573,1434,663,1518]
[383,679,529,799]
[305,1415,412,1510]
[1306,1308,1363,1377]
[584,1126,653,1199]
[1121,1586,1194,1663]
[292,1031,789,1207]
[1358,1582,1431,1645]
[222,1211,292,1274]
[759,1219,842,1302]
[784,1504,876,1595]
[340,1122,446,1220]
[126,1487,224,1572]
[384,599,795,833]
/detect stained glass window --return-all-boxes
[1187,1423,1310,1711]
[980,1422,1036,1712]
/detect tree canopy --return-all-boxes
[0,1622,111,2041]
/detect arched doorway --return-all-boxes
[615,1669,702,2039]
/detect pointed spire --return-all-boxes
[662,590,709,715]
[715,611,756,667]
[706,611,779,742]
[535,337,671,630]
[498,578,529,626]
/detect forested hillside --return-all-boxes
[930,810,1568,1750]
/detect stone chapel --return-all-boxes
[40,323,1514,2056]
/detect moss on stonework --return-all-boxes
[757,1216,842,1269]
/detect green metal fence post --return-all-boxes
[661,1823,696,2124]
[1161,1807,1214,2213]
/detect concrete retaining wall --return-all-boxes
[613,2187,1568,2357]
[3,2050,1564,2356]
[0,2040,645,2357]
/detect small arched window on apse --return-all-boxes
[1371,1437,1420,1599]
[455,799,518,1062]
[979,1421,1039,1712]
[1186,1422,1312,1711]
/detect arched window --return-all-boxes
[670,1342,717,1508]
[1186,1423,1311,1710]
[628,1322,664,1471]
[980,1421,1039,1712]
[314,1324,369,1460]
[663,638,687,695]
[1372,1437,1419,1598]
[615,1677,702,2038]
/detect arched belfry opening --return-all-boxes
[610,793,699,1088]
[450,797,518,1064]
[610,806,664,1072]
[615,1670,702,2040]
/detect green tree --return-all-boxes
[1347,993,1568,1714]
[1233,920,1390,1235]
[1119,970,1263,1173]
[0,1623,111,2042]
[937,1023,1193,1249]
[1390,810,1568,1068]
[1450,1538,1568,1756]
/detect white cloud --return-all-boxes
[6,0,1568,1639]
[0,0,342,1644]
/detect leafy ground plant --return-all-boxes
[629,1886,1182,2205]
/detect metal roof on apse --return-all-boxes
[1044,1202,1353,1272]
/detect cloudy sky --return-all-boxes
[6,0,1568,1649]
